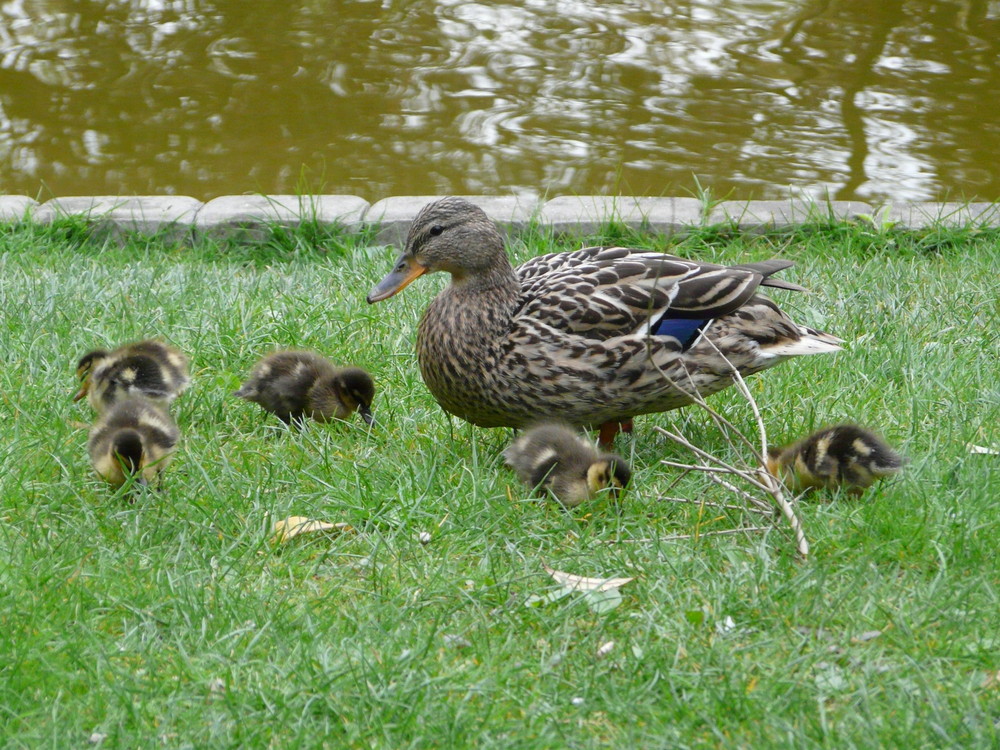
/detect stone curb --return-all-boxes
[707,199,874,229]
[195,194,369,242]
[30,196,202,242]
[3,194,1000,245]
[539,196,706,236]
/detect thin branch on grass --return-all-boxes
[597,526,772,545]
[651,325,809,558]
[702,472,775,513]
[656,495,773,515]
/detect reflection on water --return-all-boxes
[1,0,999,202]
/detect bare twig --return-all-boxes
[703,473,776,513]
[650,325,809,558]
[656,495,773,516]
[597,526,772,544]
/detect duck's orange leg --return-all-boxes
[597,419,634,448]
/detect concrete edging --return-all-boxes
[2,193,999,246]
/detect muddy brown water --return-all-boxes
[2,0,999,203]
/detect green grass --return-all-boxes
[0,217,997,748]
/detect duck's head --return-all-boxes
[74,349,109,401]
[586,454,632,498]
[367,197,507,303]
[333,367,377,426]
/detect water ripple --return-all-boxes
[1,0,999,201]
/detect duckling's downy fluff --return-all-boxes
[367,197,841,444]
[766,423,905,495]
[504,423,631,507]
[234,350,375,426]
[88,397,180,488]
[76,339,190,412]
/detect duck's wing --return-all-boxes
[514,247,807,342]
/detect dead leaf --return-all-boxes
[851,630,883,644]
[967,444,1000,455]
[271,515,353,543]
[596,641,615,658]
[543,564,634,592]
[983,670,1000,689]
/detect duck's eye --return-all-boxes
[429,225,444,236]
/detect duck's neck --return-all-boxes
[450,261,520,302]
[420,261,520,355]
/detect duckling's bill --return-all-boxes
[359,402,376,426]
[367,254,427,303]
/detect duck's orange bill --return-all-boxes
[73,382,89,402]
[366,255,427,303]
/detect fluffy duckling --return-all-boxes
[88,397,180,488]
[75,339,190,412]
[234,350,375,426]
[766,423,905,495]
[504,422,632,508]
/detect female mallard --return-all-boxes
[367,197,842,443]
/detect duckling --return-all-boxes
[766,423,905,495]
[88,396,180,488]
[75,339,190,412]
[234,350,375,426]
[504,422,632,508]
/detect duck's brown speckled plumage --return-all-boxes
[368,197,842,432]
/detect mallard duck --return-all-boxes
[75,339,190,412]
[88,396,180,488]
[766,423,904,495]
[504,422,631,507]
[366,197,842,444]
[234,350,375,426]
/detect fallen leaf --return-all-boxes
[685,609,706,627]
[851,630,883,644]
[583,588,624,614]
[967,444,1000,455]
[525,589,573,608]
[271,516,353,543]
[983,670,1000,689]
[543,565,634,592]
[715,615,737,635]
[596,641,615,658]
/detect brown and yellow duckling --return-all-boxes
[504,422,632,508]
[766,423,905,496]
[88,396,180,488]
[75,339,190,412]
[234,350,375,426]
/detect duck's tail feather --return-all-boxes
[761,326,844,358]
[733,259,809,293]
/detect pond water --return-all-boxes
[2,0,999,203]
